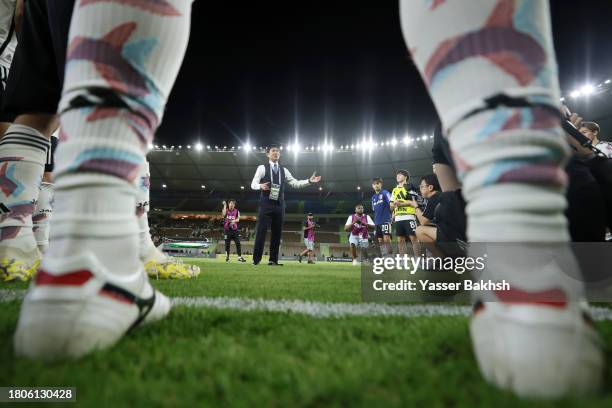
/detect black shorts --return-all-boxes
[44,135,59,172]
[375,223,392,239]
[224,229,240,241]
[1,0,74,120]
[435,190,467,244]
[395,219,417,237]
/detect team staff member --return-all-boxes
[390,170,419,256]
[251,145,321,265]
[370,177,393,257]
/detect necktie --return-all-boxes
[273,164,279,184]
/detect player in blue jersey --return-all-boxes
[370,177,393,257]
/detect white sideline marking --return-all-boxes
[3,289,612,321]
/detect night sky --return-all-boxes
[156,1,612,147]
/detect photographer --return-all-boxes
[345,204,375,265]
[299,212,317,264]
[222,199,247,263]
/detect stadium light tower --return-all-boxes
[243,142,252,152]
[195,143,203,151]
[162,184,167,188]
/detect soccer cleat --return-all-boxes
[470,301,603,399]
[298,255,302,263]
[238,257,246,263]
[307,260,315,264]
[352,260,359,266]
[0,258,39,282]
[0,243,41,282]
[14,253,171,360]
[143,253,200,280]
[226,257,230,263]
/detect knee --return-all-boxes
[13,114,59,137]
[416,227,426,240]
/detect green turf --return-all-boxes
[2,258,612,407]
[153,257,362,302]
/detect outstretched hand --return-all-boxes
[309,172,322,183]
[260,182,270,191]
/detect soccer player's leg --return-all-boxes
[137,161,199,278]
[0,0,64,281]
[32,135,59,256]
[14,0,193,359]
[407,219,420,256]
[400,0,602,397]
[395,221,408,255]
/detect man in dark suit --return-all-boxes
[250,145,321,265]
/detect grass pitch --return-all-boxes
[1,257,612,407]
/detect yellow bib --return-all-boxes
[391,186,416,216]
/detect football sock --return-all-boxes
[33,181,54,253]
[400,0,567,242]
[399,0,581,298]
[0,124,50,256]
[45,0,192,288]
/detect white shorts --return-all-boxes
[304,239,314,250]
[349,235,369,248]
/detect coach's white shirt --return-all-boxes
[251,161,311,190]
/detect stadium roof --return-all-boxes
[148,141,435,193]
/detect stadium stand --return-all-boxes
[147,145,436,258]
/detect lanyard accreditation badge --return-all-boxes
[269,164,281,201]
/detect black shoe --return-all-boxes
[253,261,259,266]
[298,256,302,263]
[226,257,230,262]
[268,262,283,266]
[307,260,315,264]
[238,257,246,263]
